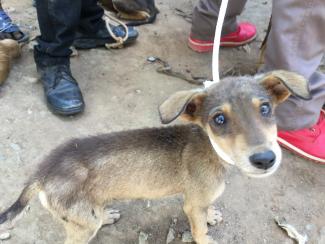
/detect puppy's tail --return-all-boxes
[0,181,41,225]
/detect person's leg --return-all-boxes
[34,0,81,64]
[73,0,138,49]
[191,0,247,40]
[79,0,104,34]
[34,0,84,115]
[262,0,325,163]
[0,1,28,42]
[189,0,256,52]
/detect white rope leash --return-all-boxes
[103,11,129,49]
[204,0,229,88]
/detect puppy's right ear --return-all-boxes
[159,89,207,124]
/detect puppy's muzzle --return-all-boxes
[249,150,276,170]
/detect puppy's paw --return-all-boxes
[207,206,222,226]
[102,209,120,225]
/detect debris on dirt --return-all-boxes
[174,8,192,23]
[147,56,156,63]
[240,44,251,54]
[166,218,177,244]
[305,223,315,231]
[166,227,176,243]
[10,143,21,152]
[28,40,37,52]
[318,227,325,244]
[147,56,207,85]
[0,232,11,241]
[220,66,239,77]
[0,152,5,161]
[22,76,38,84]
[275,217,308,244]
[181,231,194,243]
[70,46,79,57]
[5,7,16,14]
[139,231,149,244]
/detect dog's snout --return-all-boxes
[249,151,276,170]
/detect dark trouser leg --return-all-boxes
[191,0,247,41]
[34,0,82,66]
[78,0,105,34]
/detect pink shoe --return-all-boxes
[188,22,257,53]
[277,110,325,164]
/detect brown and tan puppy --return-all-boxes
[0,70,310,244]
[0,39,21,85]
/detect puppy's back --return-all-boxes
[34,125,205,203]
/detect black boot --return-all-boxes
[37,63,85,116]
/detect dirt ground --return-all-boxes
[0,0,324,243]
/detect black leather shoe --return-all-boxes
[38,64,85,115]
[73,24,138,49]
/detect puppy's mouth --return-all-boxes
[245,166,279,178]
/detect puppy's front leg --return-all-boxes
[183,203,218,244]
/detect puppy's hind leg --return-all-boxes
[63,207,120,244]
[63,221,101,244]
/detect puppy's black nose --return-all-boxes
[249,151,276,170]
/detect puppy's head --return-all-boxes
[159,70,310,178]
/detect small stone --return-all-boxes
[70,46,79,57]
[0,152,5,161]
[6,7,16,13]
[146,200,151,208]
[22,76,38,84]
[10,143,21,152]
[241,44,251,54]
[147,56,157,62]
[135,89,142,94]
[305,224,315,231]
[0,232,11,240]
[318,226,325,243]
[139,231,149,244]
[166,228,175,244]
[172,217,178,225]
[28,40,38,51]
[181,231,193,243]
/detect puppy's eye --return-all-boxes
[260,103,271,117]
[213,114,226,125]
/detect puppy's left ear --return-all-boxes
[259,70,311,104]
[159,89,207,124]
